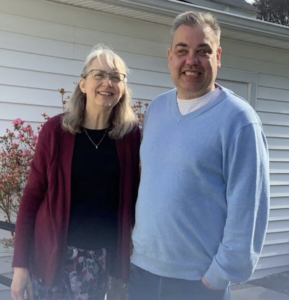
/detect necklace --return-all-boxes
[83,128,108,149]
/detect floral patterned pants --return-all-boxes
[32,246,108,300]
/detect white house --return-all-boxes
[0,0,288,297]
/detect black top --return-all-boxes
[67,127,120,250]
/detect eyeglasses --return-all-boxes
[84,69,126,83]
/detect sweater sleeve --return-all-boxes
[12,121,53,268]
[203,123,270,289]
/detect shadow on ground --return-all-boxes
[249,270,289,295]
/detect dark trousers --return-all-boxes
[128,264,231,300]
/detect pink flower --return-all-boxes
[12,118,24,125]
[23,149,30,155]
[27,130,34,137]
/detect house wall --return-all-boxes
[0,0,288,290]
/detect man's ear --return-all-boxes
[167,47,172,67]
[79,78,86,93]
[217,47,222,68]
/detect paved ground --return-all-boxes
[106,276,289,300]
[249,270,289,295]
[1,280,289,300]
[231,270,289,300]
[232,285,288,300]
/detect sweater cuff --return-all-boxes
[203,260,230,290]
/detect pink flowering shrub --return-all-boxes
[0,119,38,224]
[132,100,148,133]
[0,114,50,248]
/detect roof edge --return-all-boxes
[115,0,289,41]
[180,0,256,13]
[44,0,289,43]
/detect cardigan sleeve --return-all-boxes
[131,126,141,225]
[12,120,54,268]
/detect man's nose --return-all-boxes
[185,53,199,65]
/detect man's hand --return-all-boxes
[201,276,218,290]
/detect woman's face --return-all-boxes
[79,55,126,110]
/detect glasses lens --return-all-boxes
[89,70,125,82]
[91,70,106,80]
[110,72,125,83]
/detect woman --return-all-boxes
[11,44,140,300]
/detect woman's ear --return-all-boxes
[79,78,86,93]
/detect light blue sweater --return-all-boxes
[131,86,270,289]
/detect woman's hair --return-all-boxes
[171,11,221,45]
[62,43,137,139]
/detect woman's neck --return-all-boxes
[83,108,111,130]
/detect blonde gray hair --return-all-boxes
[62,44,137,139]
[171,11,221,45]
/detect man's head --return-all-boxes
[171,11,221,46]
[168,11,222,99]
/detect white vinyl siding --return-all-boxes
[255,75,289,278]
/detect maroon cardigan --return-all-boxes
[12,114,140,284]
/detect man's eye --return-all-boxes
[198,49,210,55]
[177,49,187,55]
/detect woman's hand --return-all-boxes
[11,267,34,300]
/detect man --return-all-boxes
[129,11,270,300]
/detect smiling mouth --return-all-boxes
[184,71,200,77]
[98,91,113,96]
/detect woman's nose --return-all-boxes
[102,76,112,86]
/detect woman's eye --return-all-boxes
[111,75,121,82]
[95,74,104,79]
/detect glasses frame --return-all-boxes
[83,69,126,83]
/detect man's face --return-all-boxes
[168,24,222,99]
